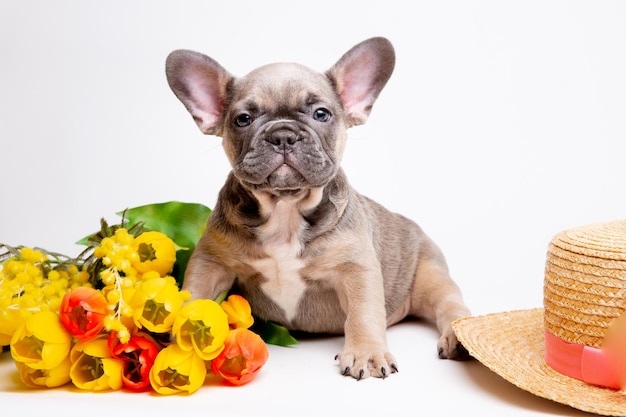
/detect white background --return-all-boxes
[1,1,625,415]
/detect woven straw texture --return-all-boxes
[453,309,626,416]
[452,219,626,416]
[544,220,626,347]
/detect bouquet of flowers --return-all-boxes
[0,201,295,394]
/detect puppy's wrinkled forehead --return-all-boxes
[230,63,337,111]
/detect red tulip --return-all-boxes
[108,332,160,391]
[59,287,108,340]
[211,328,269,386]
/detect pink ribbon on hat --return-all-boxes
[544,313,626,390]
[544,331,620,389]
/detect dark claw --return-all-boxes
[342,367,351,376]
[357,369,364,380]
[391,363,399,373]
[334,354,339,361]
[381,367,387,379]
[438,347,445,359]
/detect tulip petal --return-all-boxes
[10,312,71,370]
[16,355,72,388]
[59,287,107,340]
[221,295,254,329]
[172,299,229,360]
[69,336,124,391]
[212,328,269,385]
[150,344,207,395]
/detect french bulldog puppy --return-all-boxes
[165,37,471,380]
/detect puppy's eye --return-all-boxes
[234,114,252,127]
[313,108,331,122]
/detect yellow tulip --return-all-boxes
[132,231,177,276]
[130,276,188,333]
[69,335,124,391]
[10,311,71,370]
[172,299,229,361]
[16,355,71,388]
[0,308,23,346]
[149,344,207,395]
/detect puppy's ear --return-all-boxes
[327,37,395,127]
[166,50,233,135]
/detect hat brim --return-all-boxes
[452,308,626,416]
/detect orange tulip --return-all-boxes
[59,287,108,341]
[220,294,254,329]
[211,328,269,386]
[108,332,160,391]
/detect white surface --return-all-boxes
[1,0,625,415]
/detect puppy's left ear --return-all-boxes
[327,37,395,126]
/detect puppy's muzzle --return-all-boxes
[238,119,332,191]
[265,122,303,155]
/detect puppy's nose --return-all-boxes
[267,129,298,147]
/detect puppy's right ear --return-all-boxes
[165,50,232,135]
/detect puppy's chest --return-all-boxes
[249,200,308,321]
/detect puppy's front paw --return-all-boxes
[437,330,471,361]
[335,346,398,380]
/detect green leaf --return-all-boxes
[120,201,211,250]
[252,318,299,347]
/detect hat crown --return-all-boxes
[544,220,626,348]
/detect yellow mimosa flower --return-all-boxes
[93,228,138,275]
[1,246,92,345]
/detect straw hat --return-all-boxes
[453,219,626,416]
